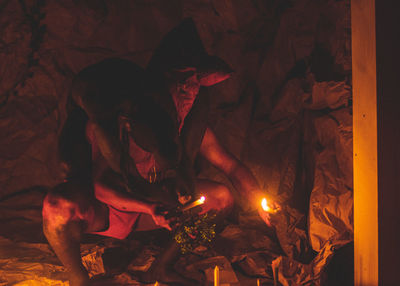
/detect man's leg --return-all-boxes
[194,179,234,216]
[137,179,234,285]
[42,181,108,286]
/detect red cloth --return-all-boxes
[85,122,154,239]
[90,205,140,239]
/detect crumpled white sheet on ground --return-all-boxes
[0,236,68,285]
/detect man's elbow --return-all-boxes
[93,182,116,205]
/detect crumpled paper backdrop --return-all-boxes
[0,0,351,284]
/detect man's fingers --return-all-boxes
[264,214,272,227]
[258,207,272,227]
[155,215,172,231]
[161,218,172,231]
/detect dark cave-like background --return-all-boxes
[0,0,352,285]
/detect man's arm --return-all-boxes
[199,128,263,208]
[94,180,171,230]
[58,108,92,181]
[90,122,123,174]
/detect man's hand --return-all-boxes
[258,207,272,226]
[177,193,192,205]
[257,198,281,227]
[149,204,172,231]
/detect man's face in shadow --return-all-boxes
[167,67,200,111]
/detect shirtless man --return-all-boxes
[42,58,240,286]
[43,53,268,286]
[133,52,274,283]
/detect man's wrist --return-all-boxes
[147,203,157,215]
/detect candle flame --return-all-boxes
[181,196,206,211]
[261,198,271,212]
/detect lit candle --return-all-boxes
[214,265,220,286]
[181,196,206,211]
[257,278,260,286]
[154,282,159,286]
[261,198,270,212]
[261,197,279,213]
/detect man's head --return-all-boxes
[146,17,233,107]
[165,67,200,112]
[164,55,234,113]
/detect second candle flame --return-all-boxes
[261,198,271,212]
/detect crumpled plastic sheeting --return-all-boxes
[271,206,312,262]
[309,109,353,252]
[0,236,68,285]
[305,80,351,110]
[126,248,156,272]
[232,251,273,278]
[81,245,105,278]
[272,242,336,286]
[259,75,353,283]
[185,256,239,285]
[0,232,111,285]
[12,278,68,286]
[217,223,280,258]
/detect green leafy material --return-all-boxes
[174,213,217,254]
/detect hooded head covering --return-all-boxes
[70,58,180,173]
[147,18,233,87]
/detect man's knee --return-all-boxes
[213,184,234,210]
[42,182,87,227]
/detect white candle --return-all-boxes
[214,265,220,286]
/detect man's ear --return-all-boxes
[197,55,234,86]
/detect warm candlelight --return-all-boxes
[181,195,206,211]
[257,278,260,286]
[261,198,270,212]
[214,265,220,286]
[261,197,279,213]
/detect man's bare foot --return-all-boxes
[69,274,90,286]
[132,266,198,286]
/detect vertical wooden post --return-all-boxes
[352,0,378,285]
[352,0,400,285]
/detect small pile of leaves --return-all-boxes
[174,213,216,254]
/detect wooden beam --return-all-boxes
[353,0,400,284]
[351,0,378,285]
